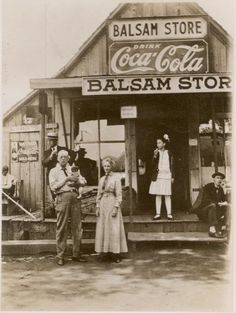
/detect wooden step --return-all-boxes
[2,239,95,256]
[128,232,227,243]
[2,213,208,241]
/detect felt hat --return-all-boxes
[78,148,87,155]
[212,172,225,179]
[47,131,58,139]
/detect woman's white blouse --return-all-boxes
[96,172,122,208]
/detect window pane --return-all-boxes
[77,120,98,142]
[100,143,126,185]
[200,136,214,167]
[225,137,231,166]
[199,135,225,167]
[199,103,228,167]
[74,102,98,142]
[100,119,124,141]
[224,118,232,134]
[74,143,99,186]
[99,102,125,141]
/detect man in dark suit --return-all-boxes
[74,148,98,186]
[42,132,76,199]
[196,172,230,238]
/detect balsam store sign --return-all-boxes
[108,17,208,75]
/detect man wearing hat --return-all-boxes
[42,131,76,184]
[74,147,98,185]
[195,172,230,238]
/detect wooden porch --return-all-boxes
[2,210,228,256]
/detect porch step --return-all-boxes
[2,239,95,256]
[128,232,227,243]
[2,213,209,240]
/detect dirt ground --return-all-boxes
[1,244,233,311]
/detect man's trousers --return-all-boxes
[196,202,230,228]
[55,192,82,259]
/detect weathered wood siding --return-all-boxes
[64,3,232,78]
[3,96,38,166]
[3,95,41,210]
[210,34,228,72]
[9,129,41,210]
[66,34,107,77]
[54,94,73,149]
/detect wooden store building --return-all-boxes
[3,2,232,222]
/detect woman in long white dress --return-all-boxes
[95,158,128,263]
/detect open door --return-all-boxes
[136,117,189,213]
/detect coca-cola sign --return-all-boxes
[109,40,208,75]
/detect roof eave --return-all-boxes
[3,90,39,123]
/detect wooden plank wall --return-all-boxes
[3,110,23,171]
[9,130,41,210]
[66,34,107,77]
[210,36,228,72]
[54,94,72,149]
[3,95,42,210]
[2,122,10,167]
[63,3,231,78]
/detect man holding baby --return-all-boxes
[49,150,87,266]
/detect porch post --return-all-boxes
[211,100,218,172]
[188,97,201,205]
[127,119,134,226]
[58,90,69,149]
[39,90,46,220]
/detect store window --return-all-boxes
[100,142,126,183]
[199,100,231,183]
[73,101,126,186]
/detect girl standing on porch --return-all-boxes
[95,158,128,263]
[149,134,174,220]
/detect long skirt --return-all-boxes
[95,194,128,254]
[149,177,172,195]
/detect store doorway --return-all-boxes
[136,116,189,213]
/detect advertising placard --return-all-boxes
[109,40,208,75]
[11,141,39,162]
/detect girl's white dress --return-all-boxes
[149,150,172,196]
[95,172,128,254]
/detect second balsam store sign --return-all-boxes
[109,17,207,41]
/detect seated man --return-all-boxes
[195,172,230,238]
[2,165,16,215]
